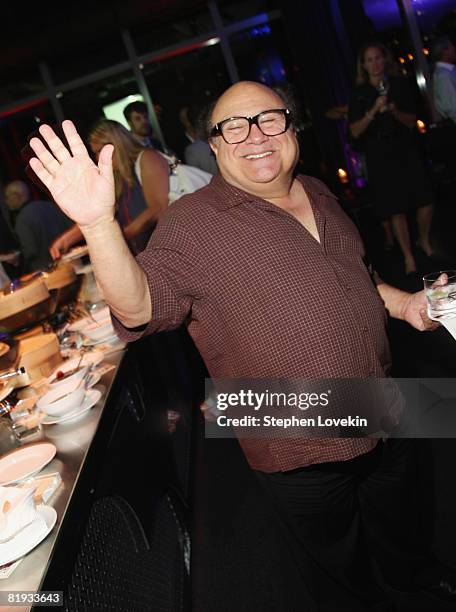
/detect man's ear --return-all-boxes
[209,138,218,156]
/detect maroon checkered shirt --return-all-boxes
[114,174,389,471]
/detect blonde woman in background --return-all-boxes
[50,119,169,257]
[348,42,435,275]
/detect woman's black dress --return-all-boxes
[348,76,433,220]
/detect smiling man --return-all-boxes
[28,81,455,610]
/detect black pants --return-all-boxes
[255,440,431,611]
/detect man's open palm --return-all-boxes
[29,120,115,228]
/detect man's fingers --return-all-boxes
[432,273,448,288]
[29,137,61,175]
[97,144,114,181]
[62,120,89,157]
[38,124,71,163]
[29,157,53,190]
[420,308,439,331]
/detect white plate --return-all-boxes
[60,246,89,262]
[41,388,102,426]
[82,333,120,347]
[0,506,56,566]
[0,444,56,486]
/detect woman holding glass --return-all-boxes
[348,42,434,275]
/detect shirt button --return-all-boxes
[362,326,369,333]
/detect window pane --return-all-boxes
[0,66,45,107]
[131,7,214,56]
[362,0,403,31]
[0,101,55,188]
[229,18,323,177]
[47,33,128,85]
[59,70,139,140]
[229,19,291,86]
[217,0,281,25]
[141,43,231,158]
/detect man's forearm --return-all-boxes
[376,282,410,320]
[81,219,151,327]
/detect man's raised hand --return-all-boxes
[29,120,115,229]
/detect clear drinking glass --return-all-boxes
[423,270,456,319]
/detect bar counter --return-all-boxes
[0,324,208,612]
[0,350,124,611]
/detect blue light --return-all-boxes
[249,24,271,38]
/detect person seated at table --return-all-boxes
[4,180,72,272]
[49,119,169,259]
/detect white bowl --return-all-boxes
[48,359,89,393]
[82,319,115,342]
[37,386,86,417]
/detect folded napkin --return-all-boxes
[0,485,37,543]
[439,317,456,341]
[428,308,456,341]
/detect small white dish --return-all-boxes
[47,359,90,394]
[0,505,56,566]
[41,389,102,426]
[37,386,86,417]
[0,444,56,486]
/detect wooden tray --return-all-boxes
[18,333,62,383]
[0,280,50,319]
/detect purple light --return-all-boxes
[363,0,456,32]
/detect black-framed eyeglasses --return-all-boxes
[210,108,292,144]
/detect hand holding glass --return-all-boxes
[423,270,456,319]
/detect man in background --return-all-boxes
[180,104,218,175]
[432,35,456,122]
[4,180,73,272]
[123,100,165,152]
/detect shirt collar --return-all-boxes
[208,173,333,211]
[436,61,455,71]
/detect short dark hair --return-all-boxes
[123,101,148,122]
[431,35,453,63]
